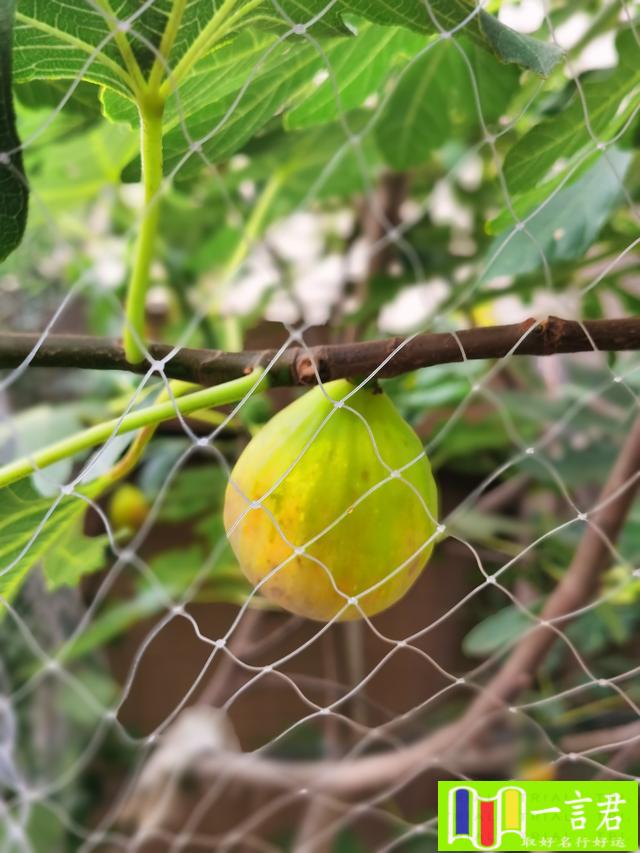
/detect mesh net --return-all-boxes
[2,0,640,850]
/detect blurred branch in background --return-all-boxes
[3,315,640,386]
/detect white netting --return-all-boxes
[2,0,640,850]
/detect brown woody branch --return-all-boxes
[2,315,640,386]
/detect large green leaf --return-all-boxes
[14,78,102,118]
[375,41,464,169]
[503,29,640,197]
[484,148,632,279]
[11,0,343,101]
[294,0,562,74]
[108,25,410,177]
[14,1,134,96]
[118,35,333,179]
[101,28,271,123]
[375,37,519,169]
[485,160,595,237]
[13,0,561,194]
[0,480,100,603]
[284,23,424,130]
[243,114,381,202]
[0,0,28,262]
[157,465,227,522]
[13,0,218,96]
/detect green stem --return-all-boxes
[123,0,269,361]
[158,0,263,98]
[123,96,165,363]
[214,170,284,350]
[0,371,265,490]
[225,170,283,278]
[149,0,188,90]
[100,380,198,485]
[93,0,147,95]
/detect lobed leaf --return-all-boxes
[304,0,563,74]
[13,0,217,94]
[14,0,563,174]
[503,29,640,197]
[375,37,519,169]
[284,23,424,130]
[0,480,100,603]
[119,36,331,179]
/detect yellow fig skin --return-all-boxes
[223,380,438,622]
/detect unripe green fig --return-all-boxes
[224,380,438,622]
[108,483,149,535]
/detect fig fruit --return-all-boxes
[108,483,149,535]
[224,379,438,621]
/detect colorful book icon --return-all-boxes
[448,785,527,850]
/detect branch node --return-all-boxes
[544,315,571,354]
[293,348,331,385]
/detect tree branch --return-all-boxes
[2,315,640,386]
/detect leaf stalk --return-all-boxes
[123,95,165,363]
[0,371,266,490]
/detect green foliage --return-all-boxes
[376,38,519,169]
[0,480,103,602]
[156,465,226,521]
[58,464,258,665]
[12,0,562,99]
[502,29,640,197]
[0,0,28,262]
[486,148,633,278]
[42,523,108,590]
[1,4,640,843]
[25,120,136,212]
[123,35,332,179]
[14,0,137,95]
[7,0,563,218]
[464,601,541,657]
[284,23,424,130]
[5,0,638,608]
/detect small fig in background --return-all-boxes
[224,379,438,622]
[108,483,150,535]
[519,759,556,782]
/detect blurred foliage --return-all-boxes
[0,0,639,848]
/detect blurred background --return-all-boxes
[2,0,640,849]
